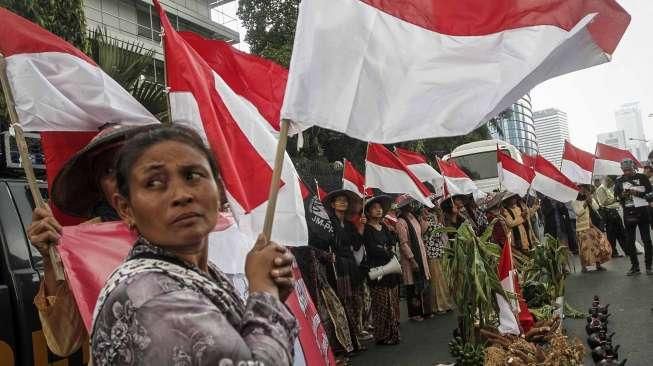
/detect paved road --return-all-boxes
[352,255,653,366]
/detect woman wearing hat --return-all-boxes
[28,124,297,358]
[28,124,160,357]
[572,185,611,272]
[362,195,401,345]
[323,189,367,351]
[421,204,454,315]
[484,192,511,247]
[502,193,538,252]
[395,195,432,321]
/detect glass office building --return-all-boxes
[488,94,538,156]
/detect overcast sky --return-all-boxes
[531,0,653,152]
[217,1,652,152]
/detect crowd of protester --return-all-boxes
[25,122,653,365]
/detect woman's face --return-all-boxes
[115,141,220,248]
[332,195,349,212]
[367,202,384,219]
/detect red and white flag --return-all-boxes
[0,7,160,224]
[154,1,307,246]
[437,159,484,200]
[395,147,444,196]
[594,142,641,176]
[342,159,372,198]
[365,144,434,207]
[561,141,595,184]
[496,241,521,335]
[532,155,579,202]
[498,150,534,197]
[521,154,537,170]
[314,179,327,201]
[282,0,630,143]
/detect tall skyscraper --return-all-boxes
[533,108,570,167]
[488,94,538,156]
[615,102,648,160]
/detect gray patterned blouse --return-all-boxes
[91,241,298,366]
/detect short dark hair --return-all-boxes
[115,125,219,199]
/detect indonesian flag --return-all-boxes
[594,142,641,176]
[342,159,372,198]
[154,0,307,246]
[532,155,579,202]
[437,159,484,200]
[365,143,434,207]
[521,154,537,169]
[561,140,595,184]
[0,7,159,224]
[498,150,534,197]
[395,147,444,196]
[281,0,630,143]
[496,240,521,335]
[314,179,327,201]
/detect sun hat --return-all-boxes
[364,195,393,215]
[323,189,363,214]
[51,123,160,218]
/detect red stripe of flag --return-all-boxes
[394,146,428,165]
[535,155,578,190]
[498,150,535,182]
[366,143,432,198]
[562,140,595,171]
[359,0,629,53]
[595,142,641,167]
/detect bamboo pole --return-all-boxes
[262,119,291,240]
[0,53,65,281]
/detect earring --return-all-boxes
[128,221,136,231]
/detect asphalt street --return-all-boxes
[352,255,653,366]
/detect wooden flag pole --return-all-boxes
[0,55,64,278]
[0,53,65,281]
[262,118,291,240]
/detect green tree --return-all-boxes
[237,0,299,68]
[0,0,87,51]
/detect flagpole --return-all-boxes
[0,53,65,281]
[262,118,291,240]
[497,143,502,191]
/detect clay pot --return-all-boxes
[586,316,607,335]
[597,355,627,366]
[587,331,607,348]
[591,341,608,363]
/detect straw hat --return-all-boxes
[484,191,508,210]
[323,189,363,214]
[51,123,160,218]
[364,195,392,215]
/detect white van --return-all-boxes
[443,139,523,193]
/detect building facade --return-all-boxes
[83,0,240,82]
[488,94,538,156]
[533,108,570,167]
[615,102,649,160]
[597,130,627,150]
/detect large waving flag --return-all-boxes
[498,151,534,197]
[0,7,160,224]
[365,144,434,207]
[496,240,521,335]
[532,155,579,202]
[594,142,641,176]
[395,147,444,195]
[281,0,630,143]
[561,140,595,184]
[154,0,307,246]
[437,158,484,200]
[342,159,372,198]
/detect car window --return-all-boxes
[8,182,49,270]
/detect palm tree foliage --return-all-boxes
[87,28,169,122]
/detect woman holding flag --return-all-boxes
[91,125,298,365]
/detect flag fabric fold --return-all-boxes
[154,0,307,246]
[532,155,579,202]
[342,159,372,198]
[594,142,641,176]
[437,158,485,200]
[496,241,521,335]
[0,7,159,132]
[561,140,595,184]
[395,147,444,195]
[365,143,434,207]
[497,150,534,197]
[281,0,630,143]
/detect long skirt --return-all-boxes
[577,226,612,267]
[427,258,454,313]
[341,284,365,345]
[405,283,432,318]
[369,285,401,344]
